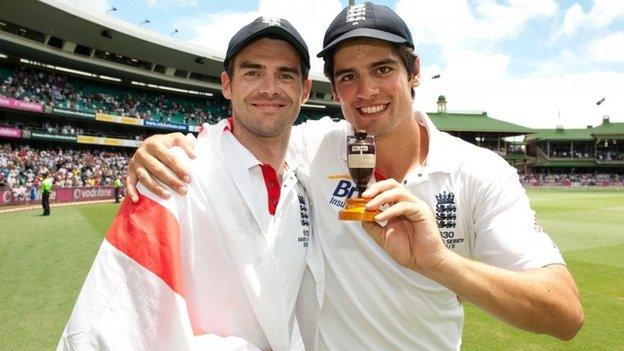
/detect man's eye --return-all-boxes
[377,66,392,74]
[337,74,355,82]
[279,73,295,80]
[244,71,260,77]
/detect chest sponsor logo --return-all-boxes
[297,193,310,248]
[435,191,464,249]
[327,176,358,209]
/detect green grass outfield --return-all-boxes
[0,188,622,350]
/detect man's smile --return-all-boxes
[356,103,389,116]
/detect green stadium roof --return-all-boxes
[527,128,594,142]
[526,118,624,142]
[428,112,533,134]
[591,119,624,139]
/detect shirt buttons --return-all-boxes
[417,173,423,177]
[402,180,408,185]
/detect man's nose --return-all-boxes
[258,75,279,97]
[356,74,379,100]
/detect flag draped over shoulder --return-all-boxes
[58,125,323,351]
[57,194,262,351]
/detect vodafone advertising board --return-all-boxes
[0,187,116,206]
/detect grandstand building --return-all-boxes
[429,95,534,172]
[525,116,624,172]
[1,1,622,206]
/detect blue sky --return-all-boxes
[54,0,624,128]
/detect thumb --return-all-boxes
[125,173,139,203]
[174,133,197,159]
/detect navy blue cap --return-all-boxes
[224,17,310,69]
[317,2,414,58]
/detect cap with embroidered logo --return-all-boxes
[317,2,413,58]
[224,17,310,69]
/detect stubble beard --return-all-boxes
[235,107,298,139]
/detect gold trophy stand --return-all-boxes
[339,197,379,222]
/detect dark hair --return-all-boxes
[224,34,310,81]
[323,43,418,98]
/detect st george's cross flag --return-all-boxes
[56,124,319,350]
[56,193,265,351]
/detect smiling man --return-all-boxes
[58,17,323,351]
[126,2,583,350]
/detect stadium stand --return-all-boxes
[520,172,623,187]
[525,116,624,173]
[0,143,128,187]
[0,142,129,204]
[0,63,230,125]
[0,1,622,206]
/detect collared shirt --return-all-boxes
[59,120,316,351]
[221,123,310,345]
[290,112,564,350]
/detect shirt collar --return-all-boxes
[416,111,459,174]
[218,118,294,175]
[218,118,262,171]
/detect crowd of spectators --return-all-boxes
[549,150,594,159]
[546,145,623,161]
[0,64,229,125]
[520,173,623,186]
[596,150,624,161]
[545,143,595,159]
[0,119,147,141]
[0,143,129,193]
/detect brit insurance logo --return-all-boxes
[327,175,358,210]
[435,190,464,249]
[297,193,311,248]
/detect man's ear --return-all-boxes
[410,55,421,88]
[330,83,340,102]
[301,78,312,103]
[221,71,232,100]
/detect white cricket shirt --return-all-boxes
[290,112,564,350]
[58,119,316,351]
[221,124,309,329]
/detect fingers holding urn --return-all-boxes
[358,179,450,274]
[363,179,423,215]
[362,178,403,199]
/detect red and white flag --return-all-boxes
[57,124,315,350]
[57,194,264,350]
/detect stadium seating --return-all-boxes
[0,143,129,189]
[0,64,229,126]
[520,172,623,186]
